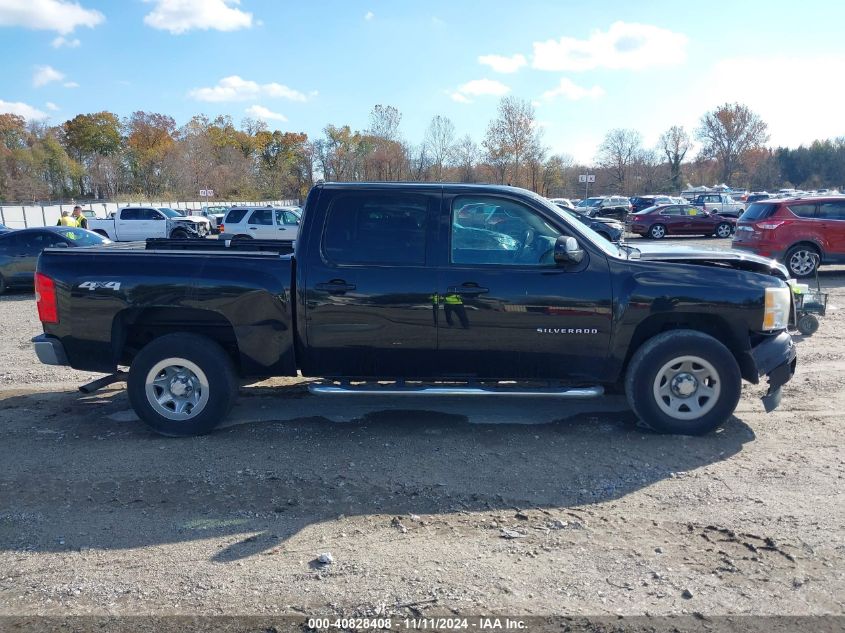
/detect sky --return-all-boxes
[1,0,844,163]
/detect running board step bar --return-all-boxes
[308,383,604,398]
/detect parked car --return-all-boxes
[691,193,745,218]
[0,227,110,294]
[746,192,771,204]
[630,195,673,213]
[627,204,736,239]
[33,182,796,438]
[555,204,624,242]
[198,205,230,233]
[219,206,301,240]
[88,207,212,241]
[0,224,11,235]
[574,196,631,221]
[732,197,845,277]
[548,197,576,209]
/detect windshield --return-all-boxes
[576,197,603,208]
[528,192,623,258]
[158,208,182,218]
[56,228,110,246]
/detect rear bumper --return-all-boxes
[32,334,69,366]
[741,331,797,413]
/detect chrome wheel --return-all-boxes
[650,224,666,239]
[716,223,732,238]
[144,358,210,421]
[788,249,817,276]
[652,355,721,421]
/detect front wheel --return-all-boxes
[128,333,238,436]
[715,222,732,238]
[649,224,666,239]
[625,330,742,435]
[170,229,189,239]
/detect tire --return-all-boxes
[232,234,253,240]
[715,222,732,238]
[170,229,189,239]
[624,330,742,435]
[648,224,666,239]
[127,333,238,437]
[797,313,819,336]
[785,244,820,278]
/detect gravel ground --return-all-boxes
[1,236,843,623]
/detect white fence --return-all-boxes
[0,200,299,229]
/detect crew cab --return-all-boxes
[32,183,796,438]
[88,207,212,241]
[691,193,745,218]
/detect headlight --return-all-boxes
[763,286,791,331]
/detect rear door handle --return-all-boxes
[316,280,356,294]
[447,284,489,295]
[249,227,258,230]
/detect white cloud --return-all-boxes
[364,10,374,20]
[51,35,80,48]
[45,101,59,111]
[478,53,527,74]
[0,0,103,34]
[245,105,287,122]
[189,75,308,102]
[32,65,64,87]
[450,78,510,103]
[0,99,49,120]
[542,77,605,101]
[63,81,79,88]
[143,0,253,34]
[532,21,688,72]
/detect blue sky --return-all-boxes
[1,0,844,162]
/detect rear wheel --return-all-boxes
[625,330,741,435]
[232,234,253,240]
[128,333,238,436]
[785,245,820,278]
[649,224,666,239]
[715,222,732,238]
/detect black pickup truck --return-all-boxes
[32,183,796,437]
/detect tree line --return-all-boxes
[1,98,843,203]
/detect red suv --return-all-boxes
[732,197,845,277]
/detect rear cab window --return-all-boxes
[224,209,249,224]
[740,203,778,221]
[322,193,428,266]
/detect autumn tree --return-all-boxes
[125,111,177,196]
[483,97,538,187]
[659,125,691,192]
[596,128,642,194]
[453,134,479,182]
[696,103,769,185]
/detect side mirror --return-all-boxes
[554,236,585,265]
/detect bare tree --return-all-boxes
[696,103,769,184]
[424,115,455,181]
[596,128,642,194]
[453,134,479,182]
[659,125,691,192]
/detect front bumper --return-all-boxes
[32,334,69,366]
[741,331,797,413]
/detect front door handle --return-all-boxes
[249,227,258,230]
[447,284,489,295]
[316,280,356,294]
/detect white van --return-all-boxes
[220,206,301,240]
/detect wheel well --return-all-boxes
[622,313,744,376]
[786,241,823,259]
[93,229,109,237]
[113,307,240,369]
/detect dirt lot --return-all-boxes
[1,237,843,622]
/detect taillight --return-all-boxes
[35,272,58,324]
[218,224,224,233]
[757,221,785,230]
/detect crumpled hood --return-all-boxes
[631,243,789,279]
[175,215,210,224]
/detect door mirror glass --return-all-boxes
[554,236,584,265]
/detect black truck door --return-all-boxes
[300,188,440,378]
[435,193,614,381]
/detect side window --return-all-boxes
[121,208,139,220]
[451,196,561,266]
[275,210,300,226]
[660,206,681,216]
[248,209,273,225]
[788,204,817,219]
[817,201,845,220]
[225,209,248,224]
[323,193,428,266]
[140,209,161,220]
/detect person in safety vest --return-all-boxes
[443,293,469,329]
[71,206,88,230]
[57,210,76,227]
